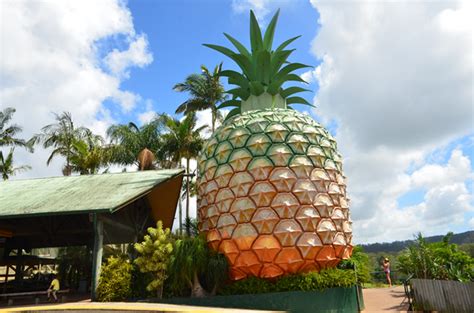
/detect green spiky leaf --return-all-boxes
[220,70,249,89]
[263,9,279,51]
[276,63,312,79]
[224,107,241,121]
[285,73,308,84]
[204,10,312,111]
[275,35,301,52]
[249,81,265,96]
[224,33,251,58]
[226,88,250,100]
[270,50,295,76]
[249,10,263,52]
[203,44,236,60]
[281,86,311,98]
[286,96,314,107]
[218,99,241,109]
[256,50,271,84]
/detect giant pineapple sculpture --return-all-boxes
[197,10,352,280]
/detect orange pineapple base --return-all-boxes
[197,109,353,280]
[201,163,352,280]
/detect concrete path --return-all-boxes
[0,301,283,313]
[362,286,409,312]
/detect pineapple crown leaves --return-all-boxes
[203,9,314,114]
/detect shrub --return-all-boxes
[219,268,357,296]
[397,232,474,282]
[338,246,371,284]
[134,221,174,298]
[97,256,132,302]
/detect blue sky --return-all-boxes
[1,0,472,243]
[109,0,320,124]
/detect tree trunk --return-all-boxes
[185,158,190,236]
[191,271,206,298]
[178,192,183,235]
[156,284,163,299]
[211,109,216,133]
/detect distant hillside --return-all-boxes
[360,231,474,253]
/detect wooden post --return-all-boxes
[90,214,103,301]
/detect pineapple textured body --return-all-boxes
[197,109,352,280]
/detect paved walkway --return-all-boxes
[0,301,282,313]
[362,286,409,312]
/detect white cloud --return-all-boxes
[105,34,153,78]
[231,0,292,24]
[309,0,473,242]
[232,0,272,23]
[0,0,153,178]
[113,90,141,113]
[137,99,157,125]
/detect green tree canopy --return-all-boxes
[107,119,163,170]
[0,148,31,180]
[33,112,90,175]
[174,64,227,132]
[0,107,34,150]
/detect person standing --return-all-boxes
[47,274,60,302]
[382,258,392,287]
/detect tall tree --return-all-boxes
[107,119,163,171]
[33,112,87,176]
[0,148,31,180]
[0,107,33,179]
[68,130,109,175]
[0,107,33,150]
[159,113,206,235]
[174,64,226,132]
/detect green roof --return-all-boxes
[0,169,184,218]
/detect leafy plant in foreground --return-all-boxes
[134,221,174,298]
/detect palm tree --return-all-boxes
[169,235,228,297]
[174,64,227,132]
[0,107,33,178]
[0,149,31,180]
[69,130,109,175]
[33,112,87,176]
[107,119,163,171]
[0,107,33,150]
[159,113,206,235]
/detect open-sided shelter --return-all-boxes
[0,169,184,299]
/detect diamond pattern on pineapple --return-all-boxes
[197,109,352,280]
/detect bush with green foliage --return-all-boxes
[338,246,371,284]
[134,221,174,298]
[219,268,357,296]
[397,232,473,282]
[97,256,132,302]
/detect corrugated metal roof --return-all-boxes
[0,169,184,218]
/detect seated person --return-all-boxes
[47,274,60,302]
